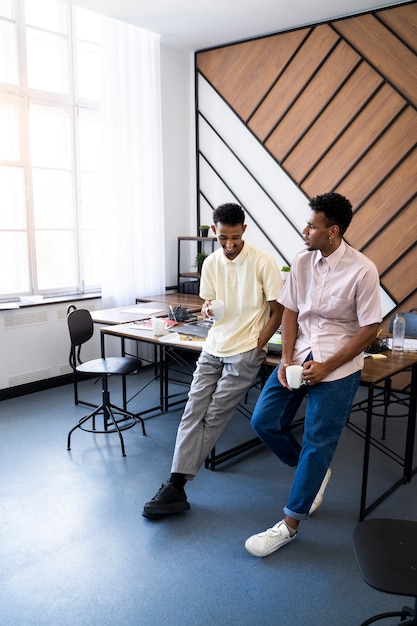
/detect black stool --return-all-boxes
[352,518,417,625]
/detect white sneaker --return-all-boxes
[309,468,332,516]
[245,520,296,557]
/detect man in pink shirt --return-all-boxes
[245,192,381,558]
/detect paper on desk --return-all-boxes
[386,338,417,351]
[121,307,163,315]
[130,319,177,330]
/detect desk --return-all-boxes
[100,323,417,520]
[91,301,170,325]
[100,323,203,414]
[348,351,417,520]
[135,293,203,312]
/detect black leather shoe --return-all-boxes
[142,481,190,518]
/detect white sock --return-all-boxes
[283,520,297,537]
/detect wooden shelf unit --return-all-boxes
[177,236,217,293]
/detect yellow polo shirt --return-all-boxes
[199,241,281,357]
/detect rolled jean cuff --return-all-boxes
[283,506,309,521]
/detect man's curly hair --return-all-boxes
[212,203,245,226]
[309,192,353,235]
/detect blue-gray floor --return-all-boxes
[0,369,415,626]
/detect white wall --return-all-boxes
[160,45,196,288]
[0,300,101,390]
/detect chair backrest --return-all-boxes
[389,308,417,336]
[67,306,95,371]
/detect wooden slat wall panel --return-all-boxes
[283,63,383,179]
[360,198,417,272]
[196,30,308,122]
[333,13,417,107]
[196,2,417,314]
[347,149,417,248]
[265,42,360,161]
[248,26,339,140]
[383,246,417,302]
[377,4,417,53]
[335,107,417,207]
[301,85,405,196]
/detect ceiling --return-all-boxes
[65,0,409,51]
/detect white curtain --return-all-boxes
[100,18,165,308]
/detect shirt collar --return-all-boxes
[314,239,346,270]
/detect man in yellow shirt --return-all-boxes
[143,202,283,518]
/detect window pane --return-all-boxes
[77,42,102,101]
[26,27,68,94]
[0,103,19,160]
[30,105,71,168]
[0,0,13,19]
[80,172,101,227]
[76,6,102,44]
[82,229,101,286]
[0,3,103,299]
[24,0,67,34]
[32,169,74,229]
[35,230,76,289]
[0,166,26,228]
[0,20,18,84]
[0,232,30,294]
[79,110,101,171]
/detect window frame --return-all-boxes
[0,0,103,301]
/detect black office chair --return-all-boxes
[352,518,417,626]
[66,305,146,456]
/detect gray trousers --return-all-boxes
[171,347,266,479]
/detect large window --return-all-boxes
[0,0,103,299]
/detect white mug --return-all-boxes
[208,299,224,321]
[152,318,167,336]
[285,364,304,389]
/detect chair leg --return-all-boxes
[109,403,146,436]
[67,403,106,451]
[361,611,410,626]
[67,376,146,456]
[360,598,416,626]
[104,405,127,457]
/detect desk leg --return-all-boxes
[405,363,417,482]
[359,383,374,521]
[161,345,168,412]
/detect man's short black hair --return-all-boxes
[309,192,353,236]
[212,203,245,226]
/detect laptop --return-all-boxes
[268,332,282,354]
[169,321,212,339]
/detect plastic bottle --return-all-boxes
[392,312,405,353]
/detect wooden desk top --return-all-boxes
[360,351,417,384]
[136,293,203,312]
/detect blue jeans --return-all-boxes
[251,365,361,520]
